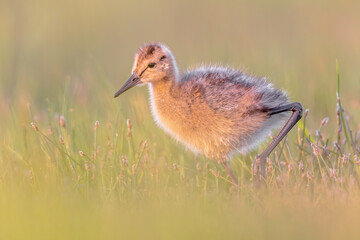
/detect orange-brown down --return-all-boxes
[150,80,268,161]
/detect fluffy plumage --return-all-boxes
[127,43,289,161]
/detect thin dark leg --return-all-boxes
[254,102,303,184]
[221,162,239,186]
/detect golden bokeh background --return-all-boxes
[1,0,360,120]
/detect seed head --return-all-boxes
[127,119,132,137]
[266,162,273,176]
[30,122,39,131]
[315,130,322,138]
[121,155,128,167]
[59,136,64,145]
[341,154,347,166]
[329,168,337,179]
[311,143,321,157]
[320,117,329,127]
[298,161,304,173]
[94,120,99,130]
[304,108,309,118]
[333,141,341,152]
[280,161,287,166]
[269,132,274,140]
[60,115,66,128]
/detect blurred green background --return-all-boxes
[1,0,360,121]
[1,0,360,239]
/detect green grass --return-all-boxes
[1,70,360,239]
[1,0,360,239]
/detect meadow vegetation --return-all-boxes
[1,0,360,239]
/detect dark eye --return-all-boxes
[148,63,156,68]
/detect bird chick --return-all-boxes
[114,43,302,184]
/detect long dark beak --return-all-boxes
[114,73,141,98]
